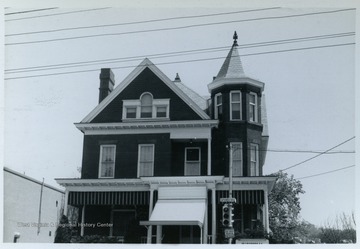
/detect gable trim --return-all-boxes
[82,58,210,123]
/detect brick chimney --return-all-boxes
[99,68,115,103]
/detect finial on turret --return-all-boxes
[233,31,238,46]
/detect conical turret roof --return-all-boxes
[208,31,264,92]
[215,32,246,79]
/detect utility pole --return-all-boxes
[228,145,234,244]
[220,144,236,244]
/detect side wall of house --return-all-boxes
[3,169,64,243]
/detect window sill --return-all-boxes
[122,118,170,122]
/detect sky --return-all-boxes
[2,0,359,230]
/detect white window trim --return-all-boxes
[214,93,222,119]
[184,147,201,176]
[249,92,258,123]
[230,90,242,121]
[137,144,155,177]
[250,143,259,176]
[230,142,243,177]
[122,98,170,120]
[98,144,116,178]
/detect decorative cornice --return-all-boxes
[75,120,219,132]
[208,77,265,92]
[55,176,276,192]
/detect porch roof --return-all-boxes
[55,176,276,192]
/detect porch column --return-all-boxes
[203,199,208,244]
[63,190,69,216]
[211,188,216,244]
[207,137,212,175]
[147,188,155,244]
[264,188,270,233]
[156,225,162,244]
[80,205,85,236]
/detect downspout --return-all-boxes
[37,178,44,235]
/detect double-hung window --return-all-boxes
[125,107,137,119]
[138,144,155,177]
[99,145,116,178]
[249,92,258,122]
[214,93,222,119]
[184,147,201,176]
[250,143,259,176]
[230,91,242,120]
[231,142,243,176]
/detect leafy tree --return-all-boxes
[268,171,305,243]
[319,212,356,243]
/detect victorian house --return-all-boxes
[56,33,276,244]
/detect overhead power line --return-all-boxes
[296,165,355,180]
[6,7,280,37]
[4,42,354,80]
[5,8,355,46]
[5,8,110,22]
[281,136,355,172]
[6,32,354,74]
[265,149,354,154]
[5,8,58,15]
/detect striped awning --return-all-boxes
[216,190,264,205]
[68,191,150,206]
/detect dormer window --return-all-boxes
[122,92,170,120]
[140,93,153,118]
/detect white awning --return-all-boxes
[140,199,206,227]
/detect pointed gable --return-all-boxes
[81,58,210,123]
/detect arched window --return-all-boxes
[140,93,153,118]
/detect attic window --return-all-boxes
[122,92,170,120]
[140,93,153,118]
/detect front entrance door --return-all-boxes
[111,210,135,237]
[180,225,201,243]
[162,225,201,244]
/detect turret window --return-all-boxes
[231,142,243,176]
[249,92,258,122]
[214,93,222,119]
[230,91,242,120]
[250,143,259,176]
